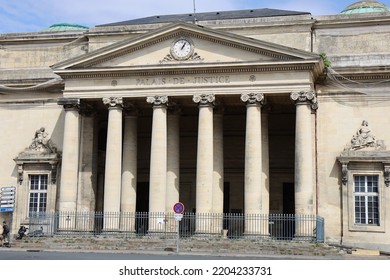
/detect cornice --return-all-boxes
[314,14,390,29]
[330,66,390,82]
[54,60,321,80]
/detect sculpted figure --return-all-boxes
[29,127,57,153]
[351,120,375,149]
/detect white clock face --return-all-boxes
[171,38,193,60]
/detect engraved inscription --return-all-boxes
[135,75,230,86]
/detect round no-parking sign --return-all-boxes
[173,202,185,214]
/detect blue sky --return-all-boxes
[0,0,389,34]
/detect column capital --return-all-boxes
[58,98,80,110]
[103,97,123,109]
[146,95,168,107]
[241,93,264,106]
[290,91,318,110]
[193,94,215,107]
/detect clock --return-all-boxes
[170,37,194,60]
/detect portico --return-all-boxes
[53,22,324,234]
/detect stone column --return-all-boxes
[261,108,270,232]
[76,106,97,231]
[290,91,317,238]
[166,111,180,233]
[147,96,168,233]
[58,98,80,219]
[193,94,215,234]
[120,108,138,232]
[213,111,224,233]
[103,97,123,231]
[241,93,265,236]
[58,99,80,213]
[261,109,269,215]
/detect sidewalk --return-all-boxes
[3,235,389,259]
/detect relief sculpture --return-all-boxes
[351,120,376,150]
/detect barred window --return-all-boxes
[354,175,379,225]
[29,174,48,213]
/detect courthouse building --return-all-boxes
[1,1,390,250]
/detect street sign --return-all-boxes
[174,213,183,221]
[1,187,16,191]
[0,191,15,196]
[1,199,14,204]
[0,207,14,212]
[0,195,14,200]
[173,202,185,214]
[0,186,15,208]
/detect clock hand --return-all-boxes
[181,42,186,50]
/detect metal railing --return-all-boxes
[26,211,325,242]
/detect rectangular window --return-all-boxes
[29,174,48,214]
[354,175,379,225]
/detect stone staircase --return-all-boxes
[9,235,346,257]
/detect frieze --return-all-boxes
[58,64,316,80]
[136,75,230,86]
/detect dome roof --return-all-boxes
[42,23,89,32]
[341,1,390,14]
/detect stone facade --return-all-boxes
[1,4,390,250]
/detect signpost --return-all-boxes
[0,187,15,213]
[173,202,185,253]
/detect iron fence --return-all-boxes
[26,211,324,242]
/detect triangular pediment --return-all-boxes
[52,22,321,71]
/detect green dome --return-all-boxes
[341,1,390,14]
[42,23,89,32]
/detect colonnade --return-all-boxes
[57,90,317,235]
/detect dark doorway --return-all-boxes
[283,183,295,239]
[283,183,295,214]
[136,182,149,234]
[223,182,230,214]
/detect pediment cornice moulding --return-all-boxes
[80,31,297,68]
[54,60,323,80]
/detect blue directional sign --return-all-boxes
[0,207,14,212]
[173,202,185,214]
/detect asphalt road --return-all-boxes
[0,250,278,260]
